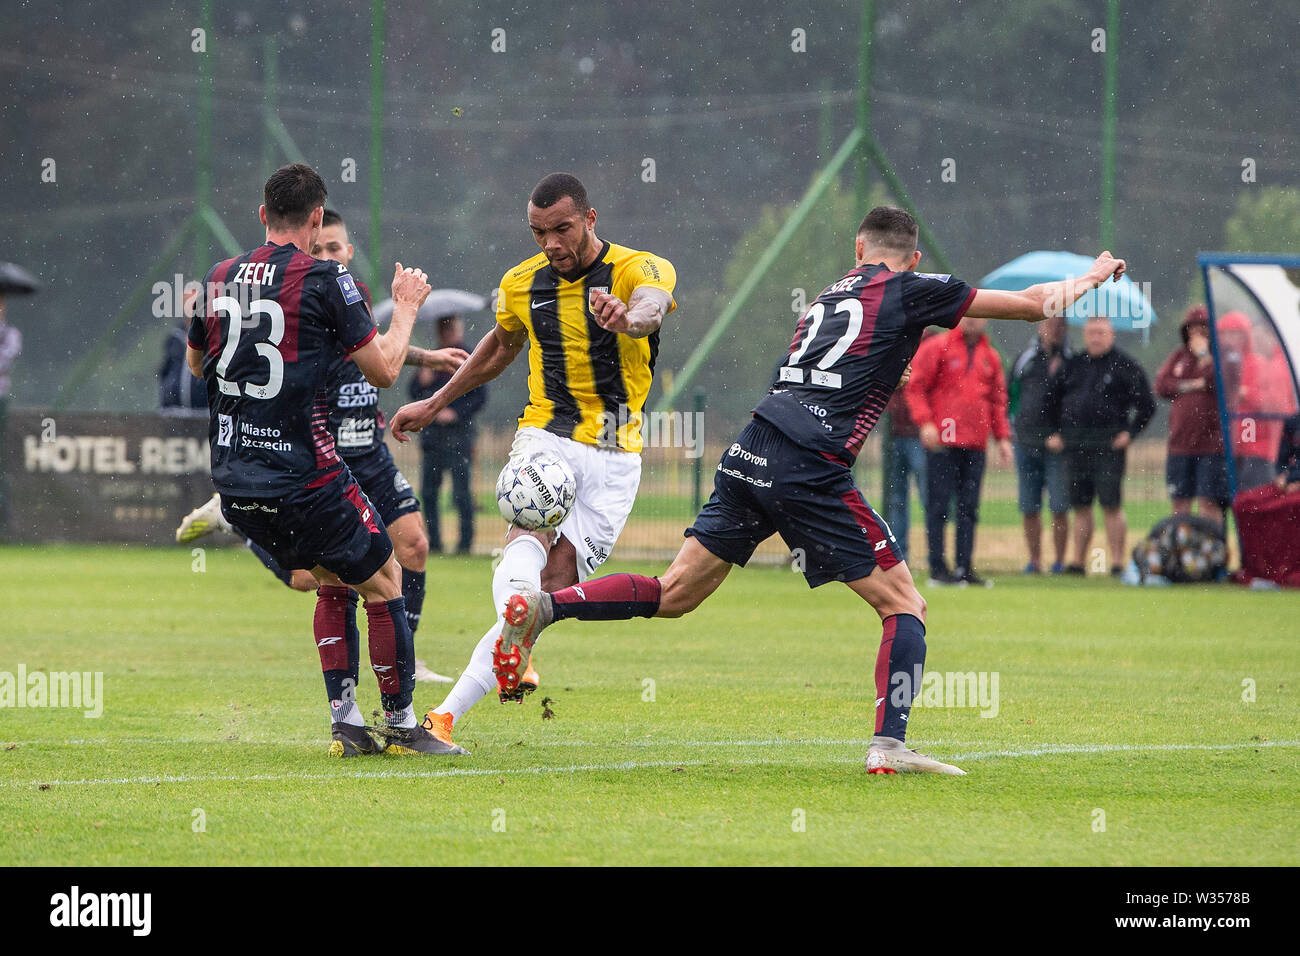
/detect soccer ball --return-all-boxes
[496,452,577,531]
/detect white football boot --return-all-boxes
[175,492,232,543]
[866,735,967,775]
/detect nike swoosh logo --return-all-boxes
[531,298,555,309]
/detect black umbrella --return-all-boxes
[0,262,40,295]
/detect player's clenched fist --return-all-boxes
[389,398,437,443]
[590,289,630,333]
[1091,251,1126,283]
[427,347,469,372]
[392,261,432,309]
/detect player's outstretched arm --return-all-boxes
[966,251,1126,322]
[390,324,527,441]
[404,345,469,371]
[351,263,431,388]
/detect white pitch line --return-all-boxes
[2,736,974,749]
[946,740,1300,761]
[3,740,1296,790]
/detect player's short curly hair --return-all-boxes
[529,173,590,215]
[263,163,328,229]
[857,206,918,254]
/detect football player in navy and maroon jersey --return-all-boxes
[177,209,467,684]
[490,206,1126,776]
[185,163,463,757]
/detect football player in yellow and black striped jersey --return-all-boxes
[496,236,675,451]
[390,173,676,744]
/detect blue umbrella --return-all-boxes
[979,251,1156,332]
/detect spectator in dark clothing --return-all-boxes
[0,292,21,533]
[882,361,926,563]
[1275,413,1300,493]
[159,320,208,416]
[907,314,1012,586]
[410,315,486,553]
[160,286,207,416]
[1154,305,1227,524]
[1045,316,1156,576]
[1010,313,1070,574]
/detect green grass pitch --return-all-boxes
[1,544,1296,866]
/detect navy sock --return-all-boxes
[344,590,360,691]
[365,597,415,714]
[401,567,425,637]
[246,537,294,588]
[874,613,927,742]
[550,573,662,621]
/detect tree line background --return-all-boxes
[2,0,1298,434]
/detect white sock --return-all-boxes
[434,620,504,722]
[384,704,416,728]
[491,534,549,613]
[435,536,549,723]
[330,698,365,727]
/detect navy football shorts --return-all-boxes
[345,446,421,526]
[686,418,904,588]
[220,468,393,586]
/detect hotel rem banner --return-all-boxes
[3,410,215,544]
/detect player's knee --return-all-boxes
[289,570,317,592]
[656,569,699,618]
[540,562,579,593]
[378,558,403,598]
[880,577,925,622]
[395,534,428,570]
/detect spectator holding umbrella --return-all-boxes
[0,262,39,532]
[411,313,488,554]
[1154,305,1228,525]
[1045,316,1156,576]
[1010,313,1071,574]
[907,313,1013,587]
[383,290,489,554]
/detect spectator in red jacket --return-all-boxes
[1155,305,1228,524]
[907,315,1012,586]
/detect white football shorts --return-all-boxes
[507,426,642,581]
